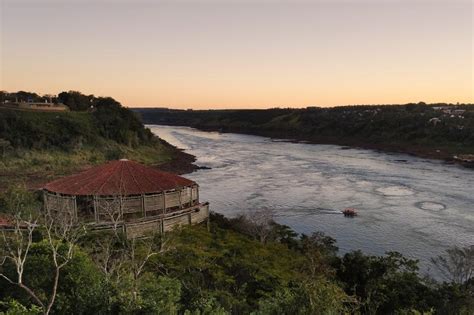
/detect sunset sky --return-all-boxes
[1,0,472,109]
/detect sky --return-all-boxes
[0,0,472,109]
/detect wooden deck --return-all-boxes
[87,202,210,238]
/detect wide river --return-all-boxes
[150,125,473,275]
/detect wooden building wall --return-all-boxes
[43,184,200,224]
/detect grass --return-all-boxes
[0,140,175,190]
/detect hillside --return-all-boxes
[135,103,474,165]
[0,92,196,190]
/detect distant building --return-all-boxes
[432,106,466,117]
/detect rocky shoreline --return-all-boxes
[154,139,211,175]
[156,145,199,174]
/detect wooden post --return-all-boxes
[178,190,182,209]
[119,196,123,221]
[93,196,99,223]
[43,191,49,214]
[189,186,192,207]
[162,192,166,217]
[141,194,146,217]
[73,196,78,221]
[188,213,192,225]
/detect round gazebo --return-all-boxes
[42,159,209,236]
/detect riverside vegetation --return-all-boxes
[0,91,472,314]
[135,103,474,164]
[0,188,472,315]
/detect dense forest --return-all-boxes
[0,186,472,314]
[135,103,474,163]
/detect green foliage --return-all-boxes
[0,110,96,151]
[254,280,351,315]
[51,248,106,314]
[57,91,93,111]
[0,91,154,151]
[427,280,474,315]
[151,225,306,312]
[0,184,41,216]
[0,241,106,314]
[337,251,437,314]
[253,286,309,315]
[0,201,472,314]
[114,273,182,314]
[92,97,154,146]
[0,300,42,315]
[5,241,101,310]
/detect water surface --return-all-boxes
[150,125,474,275]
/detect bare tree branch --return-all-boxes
[432,245,474,284]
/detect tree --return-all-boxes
[299,232,338,282]
[236,208,275,244]
[85,214,177,313]
[254,279,352,315]
[0,211,41,307]
[41,211,85,314]
[336,251,432,314]
[0,185,85,315]
[432,246,474,284]
[57,91,94,111]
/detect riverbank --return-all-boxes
[135,105,474,169]
[152,123,474,169]
[155,140,200,174]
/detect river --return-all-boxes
[150,125,473,276]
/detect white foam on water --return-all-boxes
[416,201,446,211]
[375,185,415,196]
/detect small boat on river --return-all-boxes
[342,208,357,217]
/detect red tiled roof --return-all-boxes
[43,159,195,196]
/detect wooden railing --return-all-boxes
[87,202,209,238]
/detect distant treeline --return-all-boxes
[0,91,154,151]
[134,103,474,158]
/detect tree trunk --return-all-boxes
[45,267,60,315]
